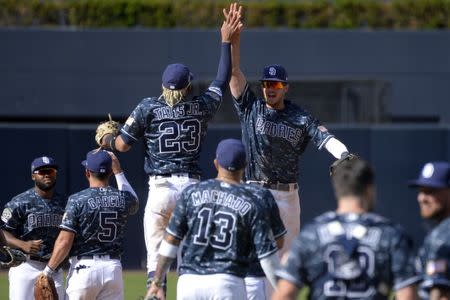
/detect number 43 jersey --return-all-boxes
[120,87,222,176]
[60,187,138,257]
[276,211,419,299]
[167,179,278,278]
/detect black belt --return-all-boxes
[153,173,200,180]
[29,256,49,263]
[77,254,120,260]
[248,181,298,192]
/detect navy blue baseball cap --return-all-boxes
[31,156,58,173]
[216,139,246,171]
[162,63,193,90]
[260,64,288,82]
[81,149,112,174]
[408,161,450,189]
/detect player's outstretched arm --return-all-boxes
[209,3,242,93]
[46,230,74,272]
[145,234,181,300]
[260,252,280,289]
[226,4,246,99]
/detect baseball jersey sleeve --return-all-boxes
[276,231,310,288]
[59,196,80,234]
[120,102,147,145]
[123,191,139,216]
[261,189,286,239]
[390,227,420,290]
[233,84,257,114]
[166,189,189,241]
[250,205,278,259]
[305,114,333,150]
[1,201,23,233]
[420,224,450,291]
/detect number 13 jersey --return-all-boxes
[167,179,278,278]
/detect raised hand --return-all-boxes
[221,2,243,43]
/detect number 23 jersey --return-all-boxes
[167,179,278,278]
[120,86,222,175]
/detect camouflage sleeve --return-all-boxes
[232,83,257,114]
[1,200,23,233]
[201,90,222,118]
[275,231,309,288]
[262,190,286,239]
[250,204,278,259]
[421,237,450,290]
[120,102,146,145]
[391,227,420,290]
[59,196,79,234]
[305,114,333,150]
[123,191,139,216]
[166,190,188,241]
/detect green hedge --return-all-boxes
[0,0,449,29]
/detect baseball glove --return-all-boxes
[0,246,26,268]
[34,273,58,300]
[330,152,358,176]
[95,113,120,147]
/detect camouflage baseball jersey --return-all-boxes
[60,186,138,257]
[1,188,66,259]
[233,84,333,183]
[276,211,418,299]
[166,179,278,278]
[244,184,286,277]
[120,85,223,175]
[416,217,450,299]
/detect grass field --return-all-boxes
[0,270,307,299]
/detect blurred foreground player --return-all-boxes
[273,157,418,300]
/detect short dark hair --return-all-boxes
[331,158,374,198]
[89,170,110,181]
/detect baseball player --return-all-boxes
[229,12,351,259]
[273,157,419,300]
[0,156,66,300]
[409,162,450,299]
[145,139,281,300]
[40,150,138,299]
[98,3,243,289]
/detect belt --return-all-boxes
[153,173,200,180]
[76,254,120,260]
[29,256,49,263]
[247,181,298,192]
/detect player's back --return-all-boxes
[122,88,222,175]
[61,186,138,257]
[278,211,417,300]
[168,179,277,278]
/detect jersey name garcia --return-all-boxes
[233,85,332,183]
[120,86,222,175]
[60,186,138,257]
[1,188,66,259]
[167,179,277,278]
[276,211,418,299]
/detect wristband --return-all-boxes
[43,265,55,276]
